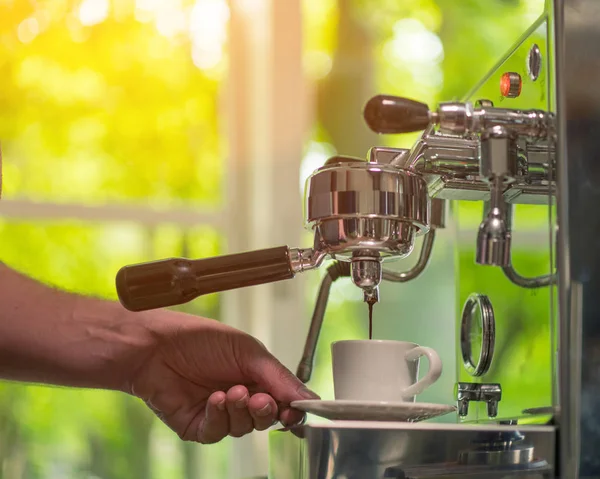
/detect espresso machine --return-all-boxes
[115,0,600,476]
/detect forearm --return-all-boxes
[0,263,155,392]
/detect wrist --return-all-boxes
[69,296,158,393]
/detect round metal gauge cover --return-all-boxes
[461,293,496,377]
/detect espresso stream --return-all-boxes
[367,301,375,340]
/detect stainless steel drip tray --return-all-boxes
[268,421,555,479]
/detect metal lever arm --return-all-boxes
[364,95,553,138]
[116,246,296,312]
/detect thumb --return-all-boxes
[245,352,320,404]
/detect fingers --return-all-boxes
[198,391,229,444]
[279,406,306,428]
[198,387,300,444]
[241,350,317,430]
[248,393,278,431]
[226,385,254,437]
[245,354,320,404]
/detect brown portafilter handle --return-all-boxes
[364,95,431,134]
[116,246,294,312]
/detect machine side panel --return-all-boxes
[459,18,555,424]
[556,0,600,476]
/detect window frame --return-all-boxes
[0,1,307,478]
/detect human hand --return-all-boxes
[128,311,319,444]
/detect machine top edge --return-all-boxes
[283,422,556,432]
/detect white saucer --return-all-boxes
[291,400,456,422]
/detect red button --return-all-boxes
[500,72,522,98]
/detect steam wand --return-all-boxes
[296,262,351,383]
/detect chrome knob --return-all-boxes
[476,177,512,267]
[363,95,431,134]
[476,206,512,266]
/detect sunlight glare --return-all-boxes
[134,0,187,37]
[155,5,187,38]
[189,0,230,70]
[17,18,40,43]
[304,51,333,80]
[299,142,336,194]
[387,18,444,65]
[79,0,109,27]
[232,0,265,17]
[134,0,159,22]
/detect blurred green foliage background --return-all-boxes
[0,0,548,477]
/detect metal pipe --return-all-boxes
[479,201,556,289]
[382,230,436,283]
[391,125,433,169]
[502,264,557,289]
[296,262,351,383]
[392,127,480,182]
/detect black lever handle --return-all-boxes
[364,95,431,134]
[116,246,294,312]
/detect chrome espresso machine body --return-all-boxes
[114,0,600,477]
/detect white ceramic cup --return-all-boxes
[331,340,443,402]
